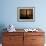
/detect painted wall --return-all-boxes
[0,0,46,30]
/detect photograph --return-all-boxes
[17,7,35,22]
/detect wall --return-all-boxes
[0,0,46,29]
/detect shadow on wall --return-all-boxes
[0,24,7,43]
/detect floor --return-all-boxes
[0,44,2,46]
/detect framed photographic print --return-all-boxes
[17,7,35,22]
